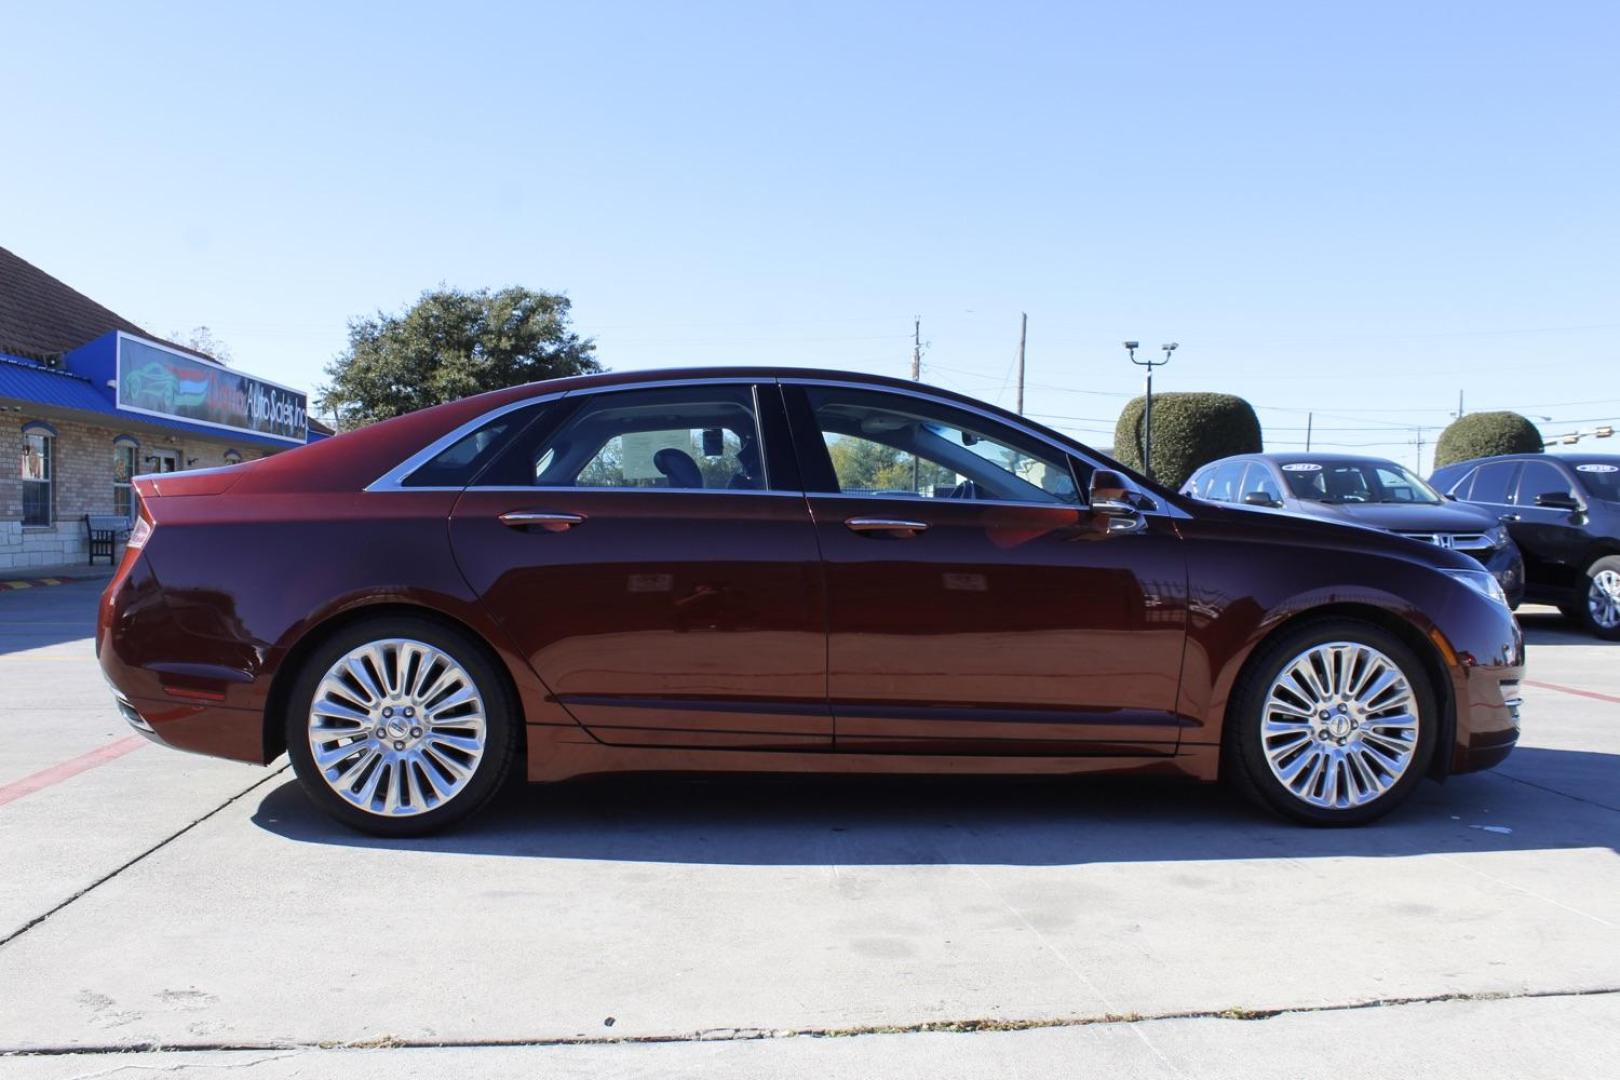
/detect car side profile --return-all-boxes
[1429,453,1620,638]
[1182,453,1525,607]
[99,369,1524,835]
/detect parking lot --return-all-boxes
[1,577,1616,1078]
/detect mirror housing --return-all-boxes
[1090,469,1147,519]
[1534,491,1581,511]
[1242,491,1281,507]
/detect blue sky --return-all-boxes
[4,1,1616,471]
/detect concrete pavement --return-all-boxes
[2,583,1616,1076]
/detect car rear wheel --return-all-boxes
[1574,556,1620,640]
[1224,619,1436,826]
[285,616,518,836]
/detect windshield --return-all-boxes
[1281,460,1443,505]
[1572,461,1620,501]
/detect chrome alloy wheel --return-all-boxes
[1260,642,1419,810]
[1587,569,1620,630]
[306,638,487,817]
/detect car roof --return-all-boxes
[1431,451,1620,471]
[1194,452,1409,470]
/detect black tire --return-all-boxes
[1223,618,1438,826]
[285,615,519,837]
[1571,555,1620,641]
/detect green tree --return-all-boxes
[1113,392,1263,489]
[1434,412,1543,467]
[319,286,599,428]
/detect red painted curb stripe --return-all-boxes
[1523,679,1620,706]
[0,736,147,808]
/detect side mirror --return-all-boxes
[1090,469,1138,517]
[1242,491,1281,507]
[1534,492,1581,510]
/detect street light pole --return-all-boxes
[1125,341,1178,481]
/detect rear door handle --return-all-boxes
[844,516,929,538]
[499,510,585,532]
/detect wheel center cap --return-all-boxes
[1327,715,1353,739]
[387,718,410,739]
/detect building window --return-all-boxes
[21,425,54,526]
[113,437,139,521]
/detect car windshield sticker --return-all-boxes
[1576,464,1618,473]
[1281,463,1323,472]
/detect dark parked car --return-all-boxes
[1430,453,1620,638]
[1182,453,1525,606]
[99,369,1523,835]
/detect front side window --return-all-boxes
[113,440,138,520]
[1241,463,1283,503]
[801,386,1079,505]
[1206,460,1246,503]
[21,429,52,526]
[488,385,766,491]
[1515,460,1576,506]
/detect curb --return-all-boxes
[0,575,102,592]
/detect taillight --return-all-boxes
[127,497,154,550]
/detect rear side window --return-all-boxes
[480,384,767,490]
[403,404,547,487]
[1467,461,1519,504]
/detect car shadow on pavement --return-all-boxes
[1519,611,1619,647]
[251,745,1618,865]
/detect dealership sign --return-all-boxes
[116,334,308,443]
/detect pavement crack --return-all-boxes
[0,766,291,952]
[4,984,1616,1058]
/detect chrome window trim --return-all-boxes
[782,376,1189,519]
[409,486,804,498]
[806,490,1088,513]
[366,378,775,494]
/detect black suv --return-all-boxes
[1183,453,1525,606]
[1430,453,1620,638]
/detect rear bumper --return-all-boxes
[98,552,267,765]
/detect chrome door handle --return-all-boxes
[844,516,929,537]
[499,510,585,532]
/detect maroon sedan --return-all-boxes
[99,368,1523,835]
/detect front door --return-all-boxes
[783,382,1189,755]
[449,383,830,750]
[1511,459,1589,596]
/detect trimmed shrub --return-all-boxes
[1433,412,1544,468]
[1113,392,1262,489]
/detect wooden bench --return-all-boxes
[84,514,130,566]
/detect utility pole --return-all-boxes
[1456,389,1465,419]
[1414,427,1425,471]
[911,317,922,381]
[1305,412,1313,452]
[1015,312,1027,415]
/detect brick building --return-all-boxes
[1,246,329,569]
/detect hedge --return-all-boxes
[1112,392,1262,489]
[1433,412,1544,468]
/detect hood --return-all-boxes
[1196,501,1479,572]
[1286,500,1502,533]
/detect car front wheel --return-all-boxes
[1225,619,1437,826]
[1574,555,1620,640]
[285,616,518,836]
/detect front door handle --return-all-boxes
[844,516,929,538]
[499,510,585,533]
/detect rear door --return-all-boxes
[447,382,830,750]
[783,380,1188,756]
